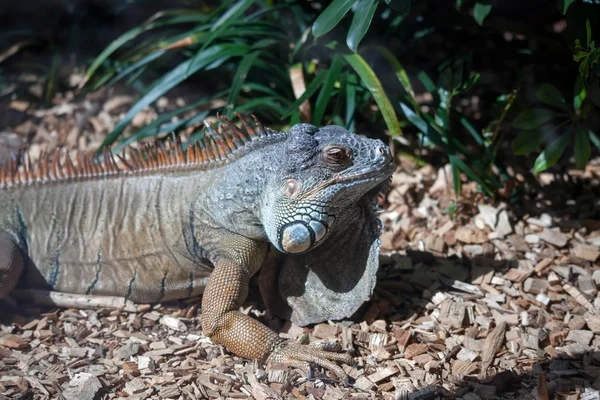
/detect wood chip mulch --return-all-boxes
[1,79,600,399]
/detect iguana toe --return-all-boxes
[267,342,353,380]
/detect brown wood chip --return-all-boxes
[480,321,507,377]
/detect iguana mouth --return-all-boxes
[331,159,396,185]
[303,160,395,197]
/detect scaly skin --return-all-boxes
[0,118,394,380]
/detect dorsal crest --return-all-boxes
[0,113,278,189]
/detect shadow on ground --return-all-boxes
[1,176,599,399]
[1,248,598,399]
[367,248,600,399]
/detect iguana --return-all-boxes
[0,114,395,379]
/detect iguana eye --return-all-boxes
[323,146,350,166]
[283,178,301,197]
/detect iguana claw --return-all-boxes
[267,342,353,381]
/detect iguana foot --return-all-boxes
[267,341,354,381]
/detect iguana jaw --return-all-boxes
[304,158,395,198]
[261,124,395,257]
[278,160,394,255]
[330,159,395,185]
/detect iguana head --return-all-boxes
[261,123,395,255]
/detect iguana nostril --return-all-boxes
[378,145,391,162]
[281,223,311,253]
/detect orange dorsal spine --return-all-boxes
[0,114,276,190]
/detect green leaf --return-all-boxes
[347,0,379,52]
[512,131,544,155]
[100,51,167,90]
[450,156,461,195]
[313,56,344,125]
[435,100,450,128]
[587,18,592,46]
[83,25,159,86]
[211,0,255,32]
[473,2,492,26]
[579,59,588,78]
[234,96,286,116]
[372,45,417,106]
[417,70,436,92]
[226,51,262,116]
[449,154,492,195]
[574,75,587,110]
[82,13,205,87]
[575,127,591,169]
[560,0,576,14]
[586,63,600,107]
[400,103,447,150]
[312,0,357,38]
[243,82,290,102]
[112,95,222,154]
[290,111,302,126]
[589,130,600,151]
[331,80,345,122]
[574,51,589,62]
[532,133,570,173]
[512,108,558,129]
[384,0,410,14]
[345,73,357,131]
[536,83,568,110]
[282,71,328,118]
[187,0,256,76]
[343,53,402,136]
[460,117,484,146]
[103,44,249,147]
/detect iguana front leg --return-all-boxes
[201,234,353,379]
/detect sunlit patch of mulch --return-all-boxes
[2,75,600,400]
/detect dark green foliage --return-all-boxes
[82,0,405,152]
[77,0,600,194]
[346,0,379,53]
[472,2,492,26]
[512,77,598,173]
[573,20,600,107]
